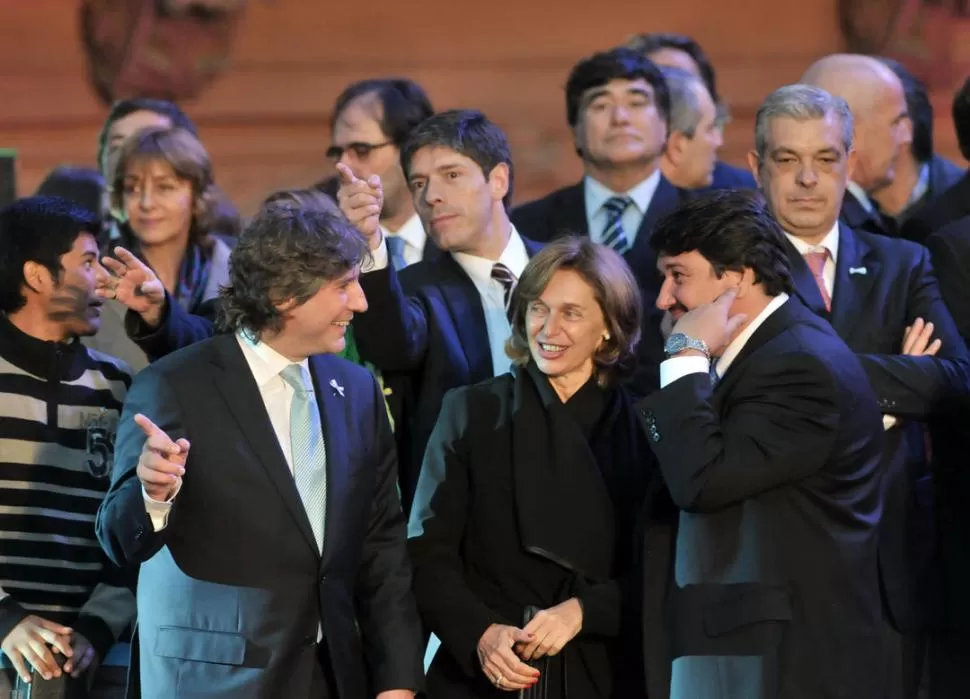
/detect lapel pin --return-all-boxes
[329,379,345,397]
[849,266,867,276]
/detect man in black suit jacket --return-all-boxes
[640,189,888,699]
[338,109,542,513]
[512,48,691,394]
[750,83,970,699]
[96,204,423,699]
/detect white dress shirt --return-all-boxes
[381,213,426,267]
[585,170,661,248]
[452,227,530,377]
[784,223,840,298]
[659,293,790,387]
[143,333,309,531]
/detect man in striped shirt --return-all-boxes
[0,197,135,691]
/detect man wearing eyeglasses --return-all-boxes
[328,79,439,270]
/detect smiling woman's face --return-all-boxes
[526,268,608,384]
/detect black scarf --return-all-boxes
[511,361,647,582]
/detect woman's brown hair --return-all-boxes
[110,126,217,248]
[506,236,643,386]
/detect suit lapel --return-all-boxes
[309,356,350,568]
[210,336,319,555]
[829,224,879,337]
[716,298,800,391]
[624,176,683,295]
[437,256,493,381]
[551,182,589,238]
[783,238,830,318]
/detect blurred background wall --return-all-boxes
[1,0,967,215]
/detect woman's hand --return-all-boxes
[515,598,583,660]
[97,246,167,327]
[477,624,540,692]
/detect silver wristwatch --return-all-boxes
[664,332,710,359]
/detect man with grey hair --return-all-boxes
[749,83,970,699]
[658,65,723,189]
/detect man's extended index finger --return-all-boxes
[335,162,358,186]
[134,413,168,441]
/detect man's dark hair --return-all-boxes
[400,109,515,211]
[0,196,99,314]
[96,98,198,174]
[880,57,933,163]
[565,47,671,129]
[624,32,719,104]
[216,204,369,336]
[35,166,104,219]
[651,189,793,296]
[953,77,970,161]
[330,78,434,146]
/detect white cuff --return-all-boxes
[142,479,182,532]
[660,356,710,388]
[361,234,389,273]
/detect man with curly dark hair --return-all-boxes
[96,202,424,699]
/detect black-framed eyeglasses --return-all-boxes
[326,141,394,161]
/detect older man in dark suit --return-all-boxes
[749,82,970,699]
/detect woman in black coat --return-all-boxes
[408,237,670,698]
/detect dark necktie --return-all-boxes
[491,262,516,318]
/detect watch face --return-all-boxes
[665,333,687,354]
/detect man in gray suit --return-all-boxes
[96,201,423,698]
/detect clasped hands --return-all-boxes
[476,598,582,692]
[0,615,97,684]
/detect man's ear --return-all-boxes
[746,150,762,188]
[487,162,510,204]
[666,132,689,167]
[22,261,52,296]
[733,267,756,299]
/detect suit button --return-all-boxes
[319,575,327,584]
[305,635,315,647]
[135,526,145,541]
[651,431,661,443]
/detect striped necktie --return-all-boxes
[491,262,517,318]
[601,196,632,254]
[280,364,327,553]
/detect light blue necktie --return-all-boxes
[281,364,327,553]
[385,235,408,271]
[709,360,720,389]
[601,196,632,254]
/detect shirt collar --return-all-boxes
[236,331,308,388]
[451,225,530,285]
[713,293,790,378]
[584,170,661,218]
[784,221,840,264]
[381,212,426,251]
[846,182,875,215]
